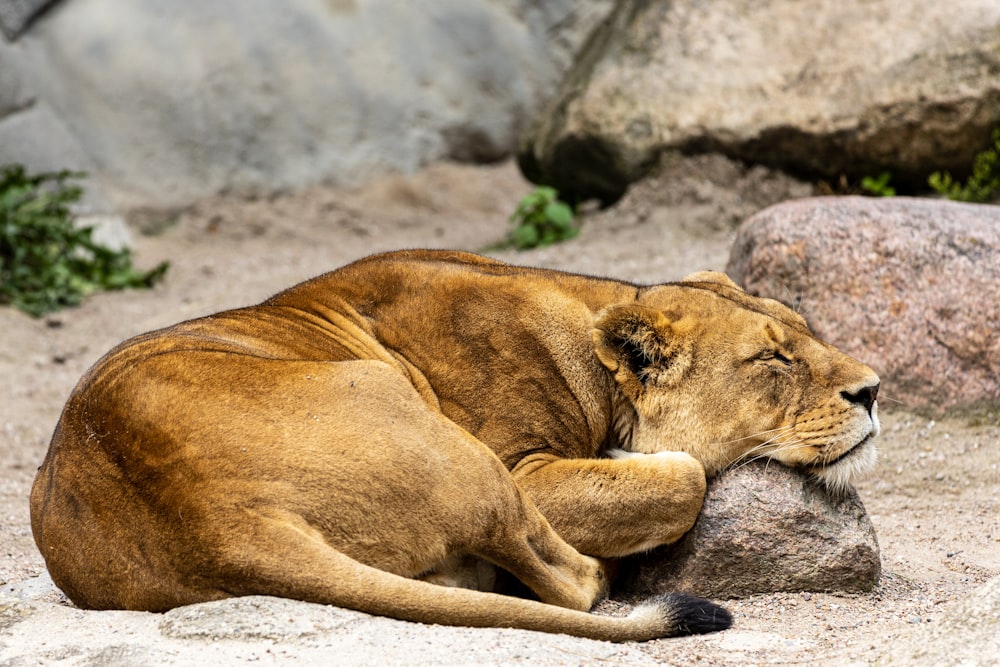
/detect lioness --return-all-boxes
[31,250,879,642]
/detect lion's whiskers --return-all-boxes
[729,444,809,475]
[730,443,806,470]
[725,429,808,473]
[737,428,797,456]
[709,425,795,448]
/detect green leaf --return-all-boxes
[927,128,1000,203]
[0,164,168,316]
[534,186,558,201]
[511,224,539,249]
[543,201,573,227]
[860,171,895,197]
[503,186,578,250]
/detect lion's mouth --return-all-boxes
[809,434,878,494]
[820,434,873,469]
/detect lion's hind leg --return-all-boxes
[177,357,608,612]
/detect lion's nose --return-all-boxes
[841,382,879,414]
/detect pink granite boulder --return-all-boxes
[726,196,1000,416]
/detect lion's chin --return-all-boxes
[811,435,879,495]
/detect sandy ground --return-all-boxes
[2,156,998,665]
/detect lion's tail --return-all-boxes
[237,545,731,643]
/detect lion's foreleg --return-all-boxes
[511,451,706,558]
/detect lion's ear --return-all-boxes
[680,270,741,290]
[592,304,694,395]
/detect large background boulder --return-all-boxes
[0,0,614,211]
[519,0,1000,202]
[0,0,54,38]
[726,196,1000,416]
[618,461,880,600]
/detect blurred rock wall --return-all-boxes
[520,0,1000,203]
[0,0,613,210]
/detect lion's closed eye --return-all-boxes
[755,349,792,366]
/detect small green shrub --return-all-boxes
[506,186,577,249]
[928,129,1000,203]
[860,171,896,197]
[0,164,168,317]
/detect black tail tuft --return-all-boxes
[662,592,733,635]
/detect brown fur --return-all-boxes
[30,250,879,641]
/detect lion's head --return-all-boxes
[593,271,879,493]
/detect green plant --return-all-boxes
[928,129,1000,203]
[506,186,577,249]
[0,164,168,317]
[860,171,896,197]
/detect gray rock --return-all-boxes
[519,0,1000,202]
[0,0,56,39]
[0,94,113,211]
[76,214,133,252]
[159,596,370,641]
[880,575,1000,665]
[617,460,880,600]
[0,39,34,119]
[2,0,614,211]
[0,591,34,630]
[0,575,653,665]
[726,196,1000,416]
